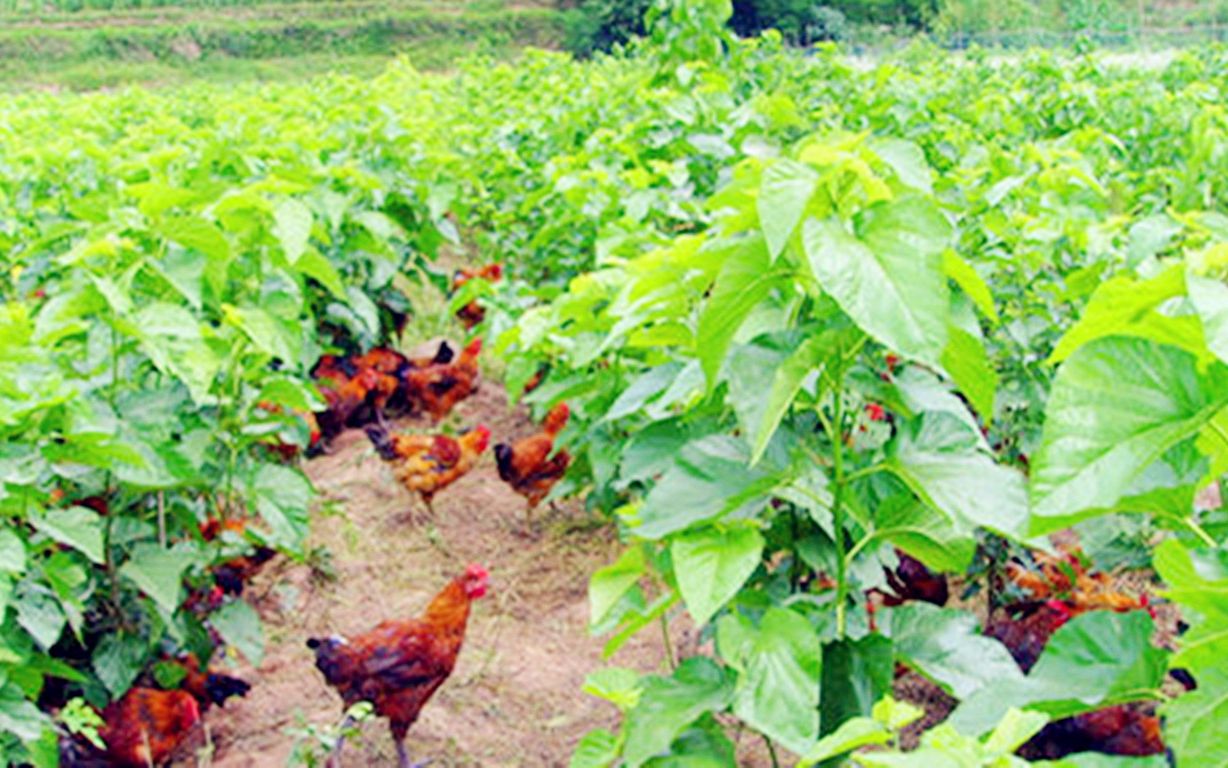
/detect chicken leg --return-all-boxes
[327,714,355,768]
[395,740,428,768]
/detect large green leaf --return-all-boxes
[605,363,684,422]
[92,633,147,697]
[1163,667,1228,768]
[820,635,893,737]
[1188,271,1228,365]
[156,214,231,263]
[119,544,189,615]
[14,586,66,651]
[211,599,265,666]
[133,302,220,404]
[803,196,951,366]
[720,607,822,755]
[941,250,999,324]
[887,413,1028,538]
[622,658,734,768]
[249,463,312,550]
[870,495,976,574]
[31,507,104,565]
[1030,338,1228,529]
[225,304,298,364]
[696,238,784,389]
[949,611,1167,736]
[582,667,643,711]
[570,728,620,768]
[940,326,997,421]
[1152,540,1228,674]
[0,682,51,744]
[888,604,1024,700]
[0,530,27,575]
[645,720,736,768]
[671,526,763,627]
[590,546,646,628]
[272,198,313,264]
[1049,266,1203,363]
[630,435,775,540]
[758,159,818,261]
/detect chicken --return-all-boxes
[164,652,251,710]
[985,547,1152,672]
[1018,703,1164,760]
[451,264,502,329]
[494,403,571,514]
[354,342,456,414]
[522,365,546,395]
[307,564,491,768]
[1005,549,1147,614]
[400,338,483,422]
[64,653,250,767]
[199,517,276,596]
[364,421,491,512]
[315,363,390,440]
[984,599,1075,672]
[256,401,322,460]
[879,550,948,607]
[84,687,201,767]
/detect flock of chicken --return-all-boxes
[62,262,1178,766]
[63,264,572,767]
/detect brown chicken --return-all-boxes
[494,403,571,514]
[1018,703,1165,760]
[451,264,502,329]
[84,687,201,767]
[199,517,276,596]
[986,547,1152,672]
[355,342,456,414]
[984,599,1075,672]
[365,422,491,512]
[256,401,322,460]
[307,564,491,768]
[879,550,949,607]
[315,363,391,440]
[401,338,483,422]
[65,654,249,767]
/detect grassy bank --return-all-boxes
[0,1,563,89]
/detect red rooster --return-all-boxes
[308,564,490,768]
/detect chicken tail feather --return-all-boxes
[204,673,251,708]
[433,340,455,365]
[364,422,399,461]
[493,443,514,482]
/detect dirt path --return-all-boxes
[191,382,671,767]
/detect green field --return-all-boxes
[2,1,1228,766]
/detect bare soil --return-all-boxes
[183,382,674,768]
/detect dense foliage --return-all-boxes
[2,0,1227,764]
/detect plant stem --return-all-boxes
[157,491,167,548]
[843,463,886,483]
[764,735,780,768]
[660,612,677,671]
[1185,516,1218,548]
[828,388,848,639]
